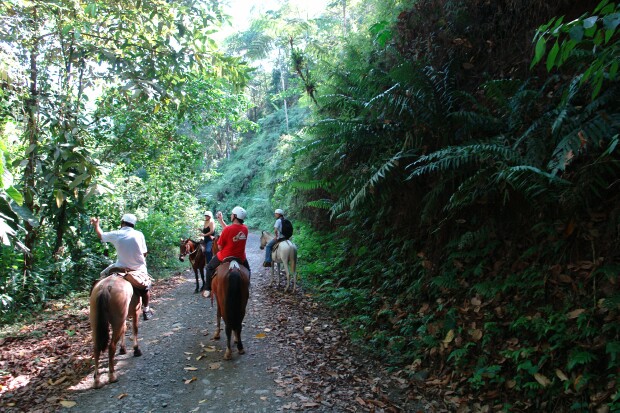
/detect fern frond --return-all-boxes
[291,180,329,190]
[407,143,520,179]
[306,199,333,209]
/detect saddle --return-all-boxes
[105,267,152,291]
[272,239,286,252]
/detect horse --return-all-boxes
[89,275,141,389]
[259,231,298,292]
[210,259,250,360]
[179,238,206,293]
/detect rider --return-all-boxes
[91,214,154,321]
[263,208,286,267]
[200,211,216,263]
[202,206,250,298]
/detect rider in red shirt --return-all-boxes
[202,206,250,298]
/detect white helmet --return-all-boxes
[231,206,247,220]
[274,208,284,215]
[121,213,137,225]
[204,211,213,218]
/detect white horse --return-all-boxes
[259,231,298,292]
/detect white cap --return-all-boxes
[274,208,284,215]
[121,213,137,225]
[204,211,213,218]
[231,206,247,220]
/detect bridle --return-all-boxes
[179,239,198,262]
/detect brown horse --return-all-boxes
[179,238,206,293]
[211,259,250,360]
[90,275,141,389]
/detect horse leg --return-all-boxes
[194,269,200,293]
[213,306,221,340]
[236,326,245,355]
[118,320,127,355]
[93,347,102,389]
[199,267,206,292]
[130,301,142,357]
[283,260,291,292]
[224,324,233,360]
[108,321,125,384]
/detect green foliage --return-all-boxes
[532,0,620,99]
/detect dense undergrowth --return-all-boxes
[246,0,620,411]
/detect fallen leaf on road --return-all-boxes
[199,399,208,404]
[184,377,197,384]
[184,366,198,371]
[256,333,266,338]
[117,393,128,399]
[209,362,221,370]
[49,376,67,386]
[184,352,193,355]
[59,400,76,408]
[196,355,204,360]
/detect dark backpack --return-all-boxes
[280,218,293,239]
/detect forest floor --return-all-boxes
[0,232,444,413]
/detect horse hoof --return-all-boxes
[194,288,199,293]
[119,347,127,355]
[224,350,232,360]
[134,347,142,357]
[93,381,103,389]
[238,348,245,355]
[109,374,118,383]
[213,334,220,340]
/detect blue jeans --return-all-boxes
[265,238,277,263]
[204,238,213,263]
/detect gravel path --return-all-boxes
[64,232,425,413]
[67,232,301,413]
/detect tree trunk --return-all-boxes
[23,7,40,274]
[280,67,289,133]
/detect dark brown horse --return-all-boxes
[179,238,206,293]
[90,275,141,389]
[211,259,250,360]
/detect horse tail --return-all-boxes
[290,243,298,275]
[226,269,243,330]
[93,287,111,353]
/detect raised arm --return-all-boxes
[90,217,103,240]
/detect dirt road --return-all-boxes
[65,233,423,412]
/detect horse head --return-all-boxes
[259,231,271,250]
[179,238,190,261]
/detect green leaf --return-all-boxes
[569,25,584,41]
[546,42,560,71]
[532,36,547,67]
[5,187,23,205]
[583,16,599,29]
[55,189,65,208]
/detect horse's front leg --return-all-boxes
[199,267,206,292]
[269,265,276,287]
[194,269,200,293]
[118,321,127,355]
[130,305,142,357]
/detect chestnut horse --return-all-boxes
[211,259,250,360]
[90,275,141,389]
[179,238,206,293]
